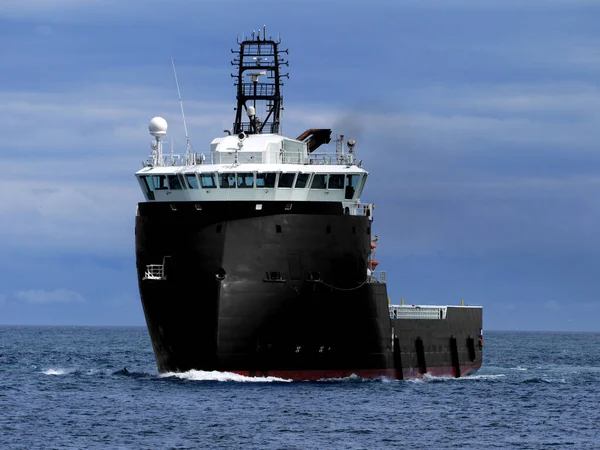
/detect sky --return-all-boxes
[1,0,600,330]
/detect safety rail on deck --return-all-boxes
[308,152,356,166]
[236,122,280,134]
[144,148,361,168]
[143,265,165,281]
[389,305,447,320]
[211,151,265,164]
[142,257,169,281]
[368,271,386,283]
[346,203,375,219]
[144,152,208,168]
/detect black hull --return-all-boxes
[135,201,482,380]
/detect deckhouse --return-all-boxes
[136,130,370,216]
[136,27,373,219]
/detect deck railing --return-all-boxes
[142,257,169,281]
[389,305,447,320]
[368,271,386,283]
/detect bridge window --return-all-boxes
[328,174,344,189]
[237,172,254,188]
[185,174,200,189]
[265,271,283,281]
[311,174,327,189]
[200,173,217,189]
[295,173,310,188]
[256,172,277,188]
[151,175,168,190]
[139,176,155,200]
[140,176,153,191]
[278,173,296,188]
[220,173,237,188]
[168,175,183,190]
[345,174,361,199]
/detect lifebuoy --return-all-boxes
[368,260,379,270]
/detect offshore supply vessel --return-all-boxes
[134,29,483,380]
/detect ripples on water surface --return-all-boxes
[1,327,599,449]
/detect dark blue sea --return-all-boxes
[1,327,599,449]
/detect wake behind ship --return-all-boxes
[134,28,483,380]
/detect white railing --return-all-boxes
[143,257,169,281]
[389,305,447,320]
[210,149,309,165]
[282,149,306,164]
[308,152,356,166]
[345,203,374,220]
[368,271,386,283]
[143,265,165,280]
[211,151,264,164]
[145,148,358,168]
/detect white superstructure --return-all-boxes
[136,119,373,217]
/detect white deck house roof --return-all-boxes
[136,132,370,212]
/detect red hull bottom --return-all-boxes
[232,365,481,381]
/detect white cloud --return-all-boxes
[2,0,593,17]
[393,0,599,9]
[0,0,128,20]
[0,87,233,153]
[15,288,85,304]
[0,179,141,255]
[2,78,600,258]
[285,81,600,154]
[401,82,600,115]
[429,37,600,73]
[0,0,286,23]
[0,83,234,255]
[1,42,600,258]
[107,293,138,307]
[0,84,236,255]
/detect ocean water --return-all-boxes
[1,327,599,449]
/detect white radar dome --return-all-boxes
[149,116,168,137]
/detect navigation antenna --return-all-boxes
[171,57,192,165]
[231,26,289,135]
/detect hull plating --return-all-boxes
[136,201,483,380]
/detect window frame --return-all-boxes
[294,173,311,188]
[199,172,218,189]
[167,174,183,190]
[256,172,277,189]
[278,172,296,188]
[310,174,327,189]
[327,174,344,190]
[184,173,200,189]
[345,174,361,199]
[236,172,255,189]
[151,175,169,190]
[219,172,237,189]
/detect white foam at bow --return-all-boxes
[42,368,73,375]
[406,373,506,383]
[160,370,291,383]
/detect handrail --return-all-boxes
[367,271,386,283]
[389,305,447,320]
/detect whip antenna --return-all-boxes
[171,57,192,164]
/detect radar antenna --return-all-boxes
[231,25,289,135]
[171,57,192,165]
